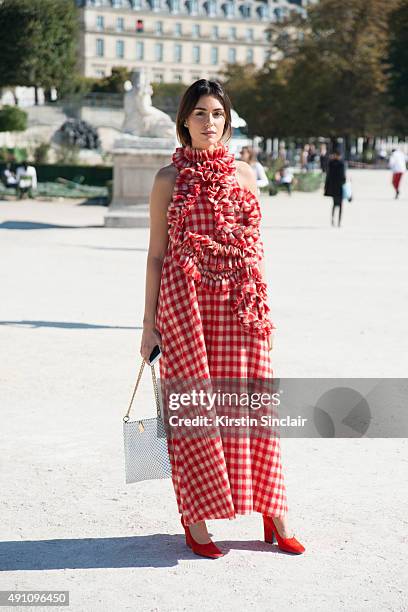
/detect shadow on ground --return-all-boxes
[0,320,139,330]
[0,534,287,571]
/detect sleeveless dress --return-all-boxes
[155,142,289,525]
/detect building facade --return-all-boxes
[76,0,308,83]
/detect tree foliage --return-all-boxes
[223,0,403,139]
[387,0,408,132]
[0,0,78,97]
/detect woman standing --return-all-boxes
[324,148,346,227]
[140,80,305,558]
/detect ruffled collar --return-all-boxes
[183,142,228,162]
[172,142,236,175]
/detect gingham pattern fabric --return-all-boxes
[155,142,288,525]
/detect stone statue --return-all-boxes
[122,69,176,140]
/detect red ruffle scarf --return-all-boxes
[168,142,276,339]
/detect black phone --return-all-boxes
[148,344,161,366]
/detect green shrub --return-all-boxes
[0,146,28,162]
[0,106,27,132]
[294,171,323,192]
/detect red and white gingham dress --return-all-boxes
[155,142,289,525]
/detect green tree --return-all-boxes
[224,0,401,143]
[0,0,78,104]
[387,0,408,133]
[91,67,132,94]
[267,0,399,140]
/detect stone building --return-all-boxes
[75,0,311,83]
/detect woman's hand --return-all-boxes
[140,325,162,364]
[267,332,275,351]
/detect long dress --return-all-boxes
[155,142,289,525]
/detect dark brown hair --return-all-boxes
[176,79,232,147]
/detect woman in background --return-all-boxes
[240,146,269,192]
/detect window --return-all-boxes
[96,15,104,30]
[133,0,142,8]
[192,24,200,38]
[228,47,236,62]
[224,1,234,17]
[257,4,267,19]
[136,40,144,59]
[154,73,164,82]
[211,25,219,39]
[116,17,124,31]
[228,26,237,39]
[96,38,104,57]
[246,48,253,62]
[246,27,253,41]
[240,3,250,17]
[136,19,144,32]
[264,48,271,62]
[206,0,217,16]
[170,0,181,11]
[112,0,124,6]
[174,22,182,36]
[192,74,200,80]
[116,39,125,58]
[155,21,163,34]
[174,73,182,82]
[192,45,200,63]
[211,46,218,64]
[155,42,163,61]
[174,43,182,62]
[187,0,198,15]
[96,69,105,77]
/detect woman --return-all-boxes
[239,146,269,191]
[324,148,346,227]
[140,79,305,558]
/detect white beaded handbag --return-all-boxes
[122,358,172,484]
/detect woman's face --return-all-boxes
[185,95,226,149]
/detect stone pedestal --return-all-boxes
[104,137,175,227]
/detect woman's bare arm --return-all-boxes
[140,164,177,361]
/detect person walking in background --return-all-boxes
[319,143,329,173]
[389,143,406,199]
[239,146,269,192]
[324,147,346,227]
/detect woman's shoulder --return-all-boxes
[235,160,254,182]
[235,160,257,194]
[156,163,178,182]
[153,163,178,194]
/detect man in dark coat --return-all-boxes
[324,148,346,227]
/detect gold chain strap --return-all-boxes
[123,358,162,426]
